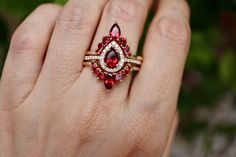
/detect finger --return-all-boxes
[0,4,61,110]
[77,0,152,98]
[131,0,191,114]
[162,113,178,157]
[37,0,108,93]
[129,0,190,155]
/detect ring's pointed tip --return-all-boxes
[109,23,121,37]
[104,77,115,91]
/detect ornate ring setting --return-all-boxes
[83,23,143,91]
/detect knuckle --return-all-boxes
[129,110,167,155]
[57,2,97,33]
[154,16,191,47]
[11,28,36,53]
[36,3,60,12]
[107,0,145,22]
[36,3,61,16]
[63,103,107,145]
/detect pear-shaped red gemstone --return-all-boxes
[104,48,120,69]
[104,77,115,90]
[109,23,121,37]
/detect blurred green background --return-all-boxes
[0,0,236,156]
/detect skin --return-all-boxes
[0,0,191,156]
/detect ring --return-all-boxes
[83,22,143,91]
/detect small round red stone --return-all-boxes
[96,43,103,53]
[98,42,103,49]
[126,51,131,57]
[119,37,127,45]
[115,71,123,81]
[91,63,97,70]
[123,45,130,52]
[123,65,131,76]
[103,36,110,45]
[97,72,106,80]
[95,68,101,76]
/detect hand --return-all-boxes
[0,0,190,156]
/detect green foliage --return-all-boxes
[0,0,54,17]
[187,29,217,70]
[54,0,68,5]
[216,124,236,137]
[178,0,236,138]
[219,49,236,86]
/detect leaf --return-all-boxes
[0,0,54,17]
[218,49,236,85]
[186,29,218,70]
[54,0,68,5]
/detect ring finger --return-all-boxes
[77,0,152,99]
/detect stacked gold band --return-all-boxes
[83,51,143,71]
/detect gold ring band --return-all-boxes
[83,52,142,68]
[83,61,141,71]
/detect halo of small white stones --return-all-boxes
[99,41,125,73]
[87,23,137,91]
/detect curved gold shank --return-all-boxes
[83,51,142,72]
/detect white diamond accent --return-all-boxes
[99,41,125,73]
[84,55,100,60]
[124,58,142,65]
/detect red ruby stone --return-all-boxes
[95,68,101,76]
[98,42,103,49]
[109,23,121,37]
[123,66,131,76]
[96,42,103,53]
[97,72,106,80]
[126,51,131,57]
[112,36,118,41]
[95,49,99,53]
[104,48,120,69]
[115,71,123,81]
[119,37,127,45]
[104,77,115,90]
[123,45,130,52]
[122,45,131,56]
[91,62,97,70]
[92,63,100,75]
[103,36,110,45]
